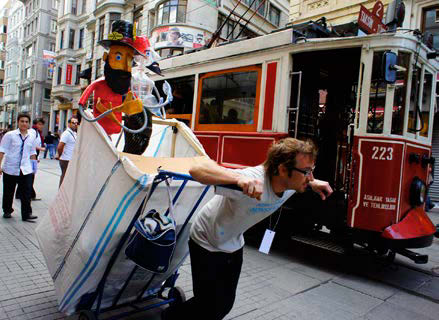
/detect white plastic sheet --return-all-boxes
[35,115,212,315]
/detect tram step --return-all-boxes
[291,234,347,254]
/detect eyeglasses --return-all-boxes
[292,166,315,177]
[71,122,78,125]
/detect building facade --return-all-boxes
[0,0,13,129]
[15,0,58,133]
[50,0,290,133]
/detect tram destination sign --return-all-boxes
[358,2,388,34]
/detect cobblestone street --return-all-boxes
[1,159,439,320]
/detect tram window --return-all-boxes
[199,69,258,125]
[156,75,195,124]
[165,76,195,114]
[408,65,422,133]
[367,51,387,133]
[356,63,365,129]
[391,52,410,135]
[420,70,433,137]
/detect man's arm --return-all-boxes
[56,142,65,160]
[189,158,263,200]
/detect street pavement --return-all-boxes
[0,158,439,319]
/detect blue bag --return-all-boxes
[125,180,176,273]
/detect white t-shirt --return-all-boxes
[60,128,77,161]
[190,166,295,253]
[0,129,37,175]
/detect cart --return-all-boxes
[73,170,212,320]
[35,115,215,318]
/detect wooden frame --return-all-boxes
[194,65,262,132]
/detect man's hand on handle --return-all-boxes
[237,176,263,200]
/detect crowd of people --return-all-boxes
[0,113,78,222]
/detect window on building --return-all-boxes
[95,58,101,78]
[26,44,33,57]
[25,67,31,78]
[57,66,62,84]
[243,0,266,16]
[157,0,187,25]
[422,6,439,50]
[81,0,86,14]
[76,64,81,85]
[157,47,183,58]
[218,14,234,39]
[69,29,75,49]
[60,30,64,49]
[35,17,38,30]
[49,42,55,52]
[51,19,57,33]
[44,88,51,99]
[134,7,143,36]
[90,31,95,58]
[148,10,156,35]
[64,0,69,15]
[197,66,261,131]
[0,61,4,69]
[79,28,84,48]
[98,17,104,41]
[71,0,77,15]
[268,5,280,26]
[109,12,121,31]
[52,0,58,9]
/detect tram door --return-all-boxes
[285,48,362,233]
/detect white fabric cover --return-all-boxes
[35,114,212,315]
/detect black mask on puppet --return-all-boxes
[104,60,132,95]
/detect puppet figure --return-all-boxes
[78,20,148,136]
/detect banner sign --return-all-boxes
[358,1,387,34]
[151,26,208,50]
[66,64,73,85]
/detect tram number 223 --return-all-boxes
[371,146,393,160]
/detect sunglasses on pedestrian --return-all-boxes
[291,166,315,177]
[71,121,78,125]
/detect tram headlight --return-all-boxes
[410,177,427,207]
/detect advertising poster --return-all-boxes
[43,50,56,79]
[151,26,208,50]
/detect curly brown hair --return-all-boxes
[263,138,318,178]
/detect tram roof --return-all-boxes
[156,29,439,73]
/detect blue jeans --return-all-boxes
[44,144,56,159]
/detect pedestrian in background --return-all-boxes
[44,131,56,159]
[0,113,38,221]
[17,118,45,201]
[30,118,45,200]
[56,117,78,187]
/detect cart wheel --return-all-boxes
[77,310,97,320]
[168,286,186,306]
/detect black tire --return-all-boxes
[168,286,186,307]
[77,310,97,320]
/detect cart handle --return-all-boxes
[157,170,243,191]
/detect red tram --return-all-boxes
[152,28,439,263]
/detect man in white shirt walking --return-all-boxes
[0,113,38,221]
[56,117,78,187]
